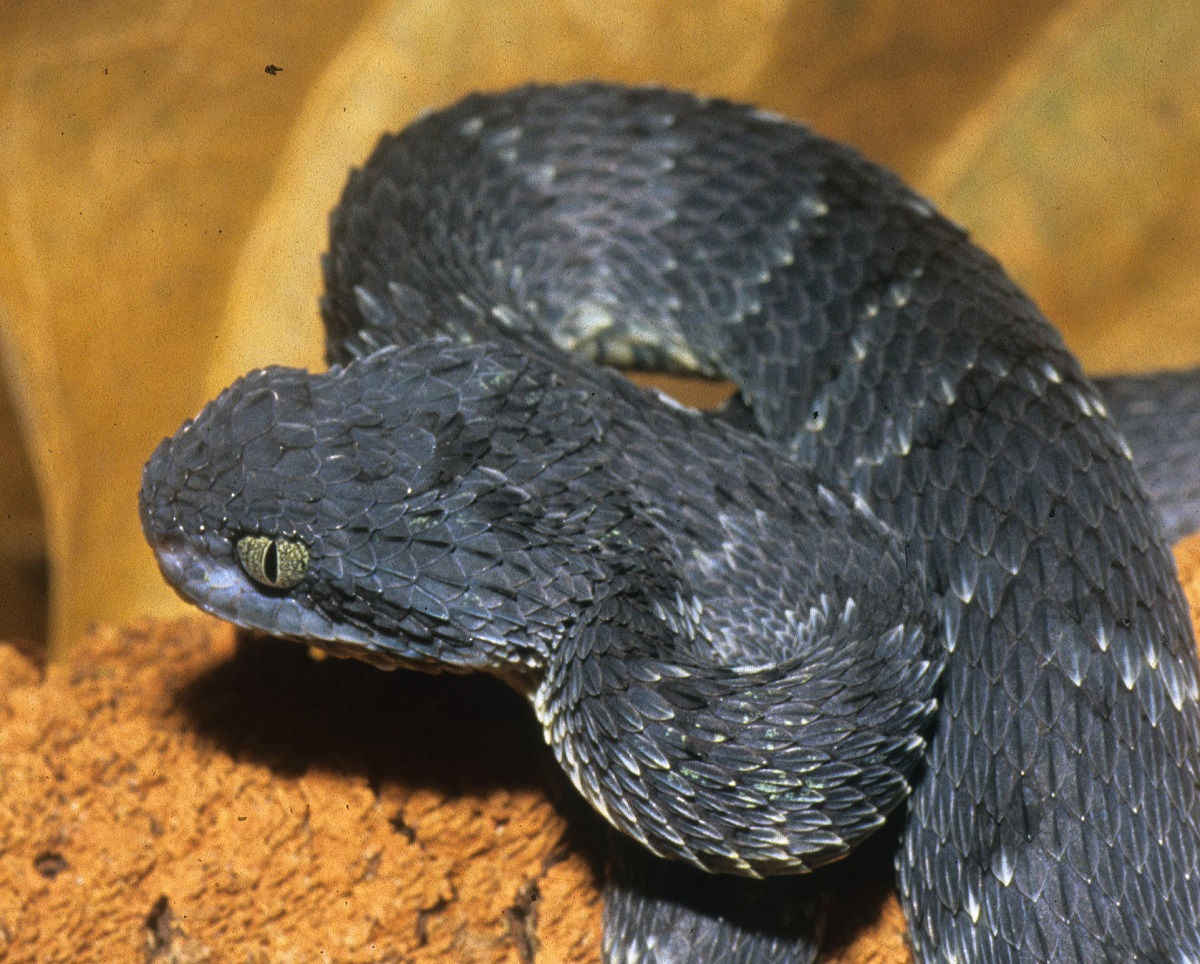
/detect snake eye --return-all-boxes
[235,535,310,589]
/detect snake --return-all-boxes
[139,82,1200,962]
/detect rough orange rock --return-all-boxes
[0,619,602,962]
[5,532,1200,962]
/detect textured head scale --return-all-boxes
[139,340,604,677]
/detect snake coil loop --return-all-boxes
[141,83,1200,962]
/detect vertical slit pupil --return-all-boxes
[264,540,279,584]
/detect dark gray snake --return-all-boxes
[139,83,1200,962]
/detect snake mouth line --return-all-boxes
[143,526,333,643]
[144,528,468,674]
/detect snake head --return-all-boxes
[141,334,944,876]
[139,340,609,681]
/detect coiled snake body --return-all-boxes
[140,83,1200,961]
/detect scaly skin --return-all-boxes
[142,83,1200,962]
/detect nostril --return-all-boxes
[146,536,189,589]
